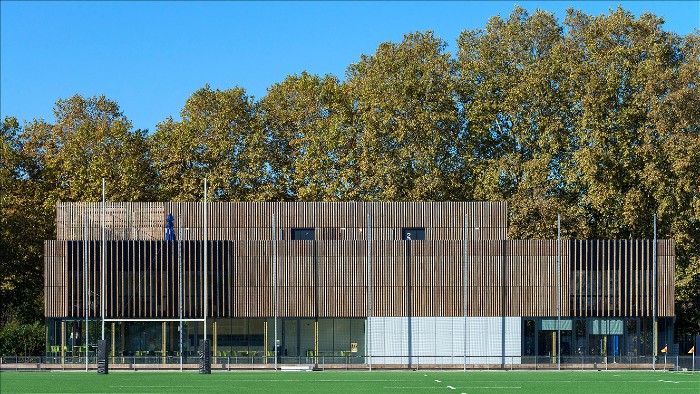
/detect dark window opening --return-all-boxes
[291,228,315,240]
[401,228,425,241]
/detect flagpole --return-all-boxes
[688,345,694,371]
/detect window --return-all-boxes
[401,228,425,241]
[291,228,315,240]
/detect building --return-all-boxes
[44,201,675,367]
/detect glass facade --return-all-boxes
[45,316,673,365]
[521,317,674,362]
[46,317,366,364]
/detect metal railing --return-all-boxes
[1,355,697,371]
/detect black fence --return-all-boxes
[1,355,698,371]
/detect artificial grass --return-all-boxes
[1,370,698,393]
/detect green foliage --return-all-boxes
[261,72,355,201]
[150,85,269,201]
[0,321,45,356]
[347,31,461,201]
[1,5,698,341]
[1,117,46,325]
[457,7,586,238]
[18,94,157,204]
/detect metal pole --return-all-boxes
[203,179,207,342]
[557,214,561,371]
[179,216,183,371]
[367,213,372,371]
[653,214,657,371]
[101,179,106,341]
[84,211,88,372]
[273,213,278,371]
[463,213,468,372]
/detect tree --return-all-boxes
[1,117,44,325]
[260,72,355,201]
[150,85,269,201]
[640,30,700,336]
[18,94,156,204]
[456,7,587,238]
[558,8,700,333]
[2,95,155,327]
[346,31,461,201]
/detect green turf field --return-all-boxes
[1,371,698,393]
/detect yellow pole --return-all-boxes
[552,332,557,364]
[120,323,124,359]
[213,321,217,361]
[60,321,65,363]
[603,336,608,364]
[162,322,167,364]
[264,321,268,365]
[111,323,115,357]
[314,320,319,366]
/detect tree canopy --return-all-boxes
[1,6,698,346]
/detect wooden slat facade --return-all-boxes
[570,240,675,318]
[45,202,675,320]
[464,240,571,317]
[56,202,509,241]
[44,240,67,318]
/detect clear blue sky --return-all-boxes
[2,1,698,133]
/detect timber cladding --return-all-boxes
[45,202,674,320]
[44,240,674,320]
[55,201,508,241]
[570,239,675,318]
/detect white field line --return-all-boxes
[466,387,522,389]
[383,387,445,389]
[110,386,240,389]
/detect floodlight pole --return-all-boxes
[179,216,183,371]
[367,213,372,372]
[273,213,278,371]
[84,211,89,372]
[203,179,208,343]
[463,213,468,372]
[557,214,561,371]
[653,214,657,371]
[101,179,106,342]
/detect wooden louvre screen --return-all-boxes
[44,202,674,320]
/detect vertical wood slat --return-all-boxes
[43,240,68,317]
[59,201,510,242]
[564,240,671,318]
[46,203,675,320]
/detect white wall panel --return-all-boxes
[435,317,455,364]
[368,316,521,365]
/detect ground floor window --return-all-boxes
[46,317,366,363]
[521,317,673,360]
